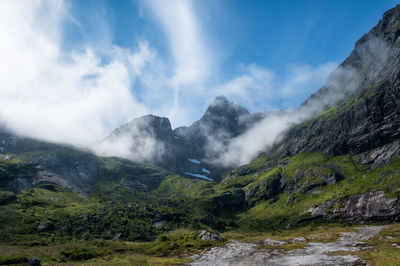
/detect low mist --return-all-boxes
[213,36,392,167]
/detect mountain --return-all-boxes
[96,95,263,180]
[1,5,400,263]
[214,4,400,228]
[0,128,171,195]
[270,4,400,164]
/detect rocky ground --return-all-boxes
[190,226,387,266]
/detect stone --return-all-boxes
[28,257,41,265]
[37,222,47,231]
[197,230,223,241]
[263,239,287,246]
[290,237,306,243]
[112,232,122,242]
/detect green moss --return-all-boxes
[156,175,209,197]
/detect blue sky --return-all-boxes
[64,0,399,114]
[0,0,398,144]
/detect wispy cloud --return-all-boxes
[141,0,216,127]
[146,0,212,86]
[214,62,337,112]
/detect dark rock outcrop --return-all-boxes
[267,5,400,170]
[310,191,400,222]
[244,172,282,206]
[210,189,247,213]
[0,130,100,194]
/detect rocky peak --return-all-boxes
[370,4,400,41]
[110,114,173,140]
[201,96,249,123]
[195,96,250,137]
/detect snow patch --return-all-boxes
[174,136,179,139]
[188,158,200,164]
[184,172,213,181]
[202,168,210,174]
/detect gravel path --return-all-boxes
[189,226,385,266]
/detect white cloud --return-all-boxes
[0,0,341,167]
[0,0,149,145]
[142,0,216,127]
[215,63,364,167]
[214,65,275,109]
[217,111,303,167]
[213,62,337,112]
[146,0,212,86]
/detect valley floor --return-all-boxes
[1,224,400,265]
[192,225,389,265]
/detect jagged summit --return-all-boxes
[369,4,400,41]
[194,96,251,138]
[109,114,172,141]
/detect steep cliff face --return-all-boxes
[216,5,400,227]
[267,4,400,170]
[0,130,100,194]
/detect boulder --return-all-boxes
[37,222,48,231]
[112,232,122,242]
[263,239,287,246]
[197,230,223,241]
[28,257,41,265]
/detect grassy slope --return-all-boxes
[1,144,400,264]
[216,152,400,231]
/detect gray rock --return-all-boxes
[37,222,47,231]
[310,191,400,222]
[263,239,287,246]
[290,237,306,243]
[28,257,41,265]
[197,230,223,241]
[153,220,166,227]
[112,232,122,242]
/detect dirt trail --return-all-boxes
[189,225,385,266]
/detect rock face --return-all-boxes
[0,129,170,194]
[310,191,400,222]
[0,130,100,194]
[210,189,247,213]
[268,5,400,167]
[242,5,400,224]
[244,171,282,206]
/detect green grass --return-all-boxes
[0,230,224,265]
[227,152,400,231]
